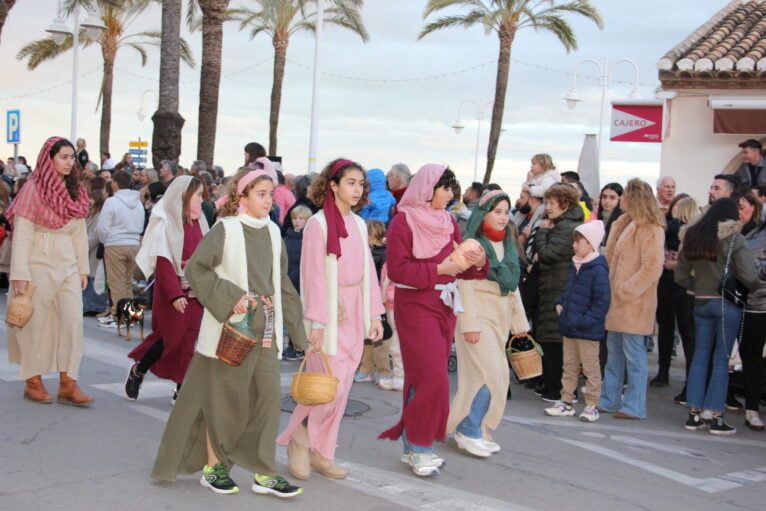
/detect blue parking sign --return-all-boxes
[7,110,20,144]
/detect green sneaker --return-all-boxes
[200,463,239,495]
[252,473,303,498]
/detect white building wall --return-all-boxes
[660,89,764,205]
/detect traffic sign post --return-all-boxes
[128,138,149,168]
[7,110,21,161]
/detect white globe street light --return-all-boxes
[45,3,106,143]
[451,99,493,182]
[563,57,641,175]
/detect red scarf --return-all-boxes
[482,222,506,242]
[6,136,89,229]
[323,159,355,257]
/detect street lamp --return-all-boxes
[45,2,106,143]
[563,57,640,172]
[452,99,493,182]
[137,90,157,121]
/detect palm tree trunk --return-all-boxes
[269,33,288,157]
[0,0,17,45]
[100,49,116,157]
[196,0,230,167]
[152,0,184,169]
[484,27,515,185]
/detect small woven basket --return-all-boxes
[6,283,37,329]
[216,317,259,367]
[291,350,339,406]
[506,334,543,380]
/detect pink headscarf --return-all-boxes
[323,159,357,257]
[214,157,278,213]
[6,136,89,229]
[397,163,454,259]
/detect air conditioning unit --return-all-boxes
[709,96,766,110]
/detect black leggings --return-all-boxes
[137,339,164,375]
[740,312,766,411]
[655,270,695,378]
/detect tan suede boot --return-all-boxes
[24,376,52,403]
[57,372,94,406]
[310,450,348,479]
[288,423,311,480]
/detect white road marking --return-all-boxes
[580,432,716,462]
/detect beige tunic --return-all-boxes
[7,216,89,380]
[448,240,529,440]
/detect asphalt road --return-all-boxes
[1,303,765,511]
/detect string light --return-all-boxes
[0,55,658,102]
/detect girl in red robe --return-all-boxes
[124,175,209,401]
[379,164,487,476]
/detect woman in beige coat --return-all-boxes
[598,179,665,419]
[448,191,529,458]
[6,137,93,405]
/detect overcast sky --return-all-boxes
[1,0,728,195]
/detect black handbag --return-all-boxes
[717,234,748,308]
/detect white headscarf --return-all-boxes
[135,175,210,278]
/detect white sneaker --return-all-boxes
[391,377,404,391]
[579,406,600,422]
[97,315,114,325]
[454,431,491,457]
[545,401,575,417]
[402,453,441,477]
[481,439,501,453]
[745,410,765,431]
[377,376,395,391]
[97,319,117,329]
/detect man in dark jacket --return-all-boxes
[735,139,766,190]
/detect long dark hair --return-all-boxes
[681,198,738,261]
[244,142,266,165]
[49,138,83,201]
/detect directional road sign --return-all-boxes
[128,149,147,156]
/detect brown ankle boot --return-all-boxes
[309,450,348,479]
[57,372,94,406]
[288,423,311,480]
[24,375,52,403]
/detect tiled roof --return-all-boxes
[658,0,766,84]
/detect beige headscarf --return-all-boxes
[136,175,209,278]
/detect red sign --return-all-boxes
[610,103,663,143]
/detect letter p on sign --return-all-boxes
[7,110,21,144]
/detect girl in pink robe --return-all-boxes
[277,159,384,480]
[379,164,488,477]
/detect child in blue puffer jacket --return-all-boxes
[545,220,610,422]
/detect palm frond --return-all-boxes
[61,0,123,16]
[125,42,148,65]
[179,37,195,68]
[531,14,576,51]
[418,10,488,40]
[186,0,200,31]
[16,37,74,70]
[325,3,369,42]
[423,0,488,19]
[547,1,603,29]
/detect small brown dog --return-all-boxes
[116,297,148,340]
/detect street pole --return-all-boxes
[473,109,481,182]
[596,56,608,175]
[70,3,80,143]
[307,0,323,173]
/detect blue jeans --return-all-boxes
[456,385,491,439]
[402,387,433,454]
[598,331,649,418]
[687,298,741,413]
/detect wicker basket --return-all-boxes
[216,317,259,367]
[291,351,339,406]
[6,283,37,329]
[506,334,543,380]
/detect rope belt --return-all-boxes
[395,281,464,315]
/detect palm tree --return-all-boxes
[232,0,368,156]
[151,0,184,169]
[0,0,18,45]
[17,0,194,156]
[196,0,231,167]
[420,0,603,184]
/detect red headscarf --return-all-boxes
[397,164,454,259]
[323,159,358,257]
[6,136,89,229]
